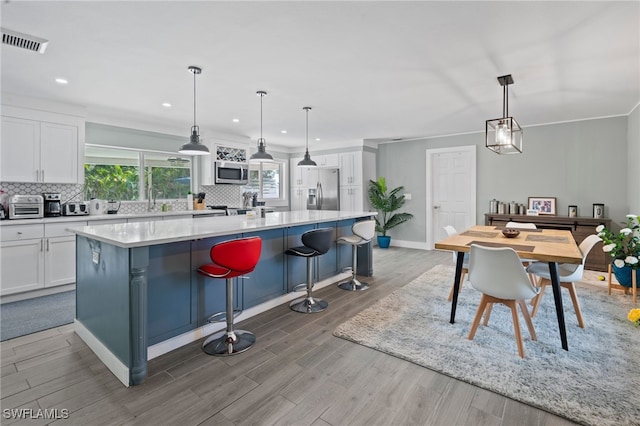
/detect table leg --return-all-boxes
[450,252,465,324]
[548,261,568,351]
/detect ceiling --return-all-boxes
[2,1,639,151]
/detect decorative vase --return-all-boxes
[377,235,391,249]
[612,263,637,288]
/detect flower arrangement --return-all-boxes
[629,308,640,327]
[596,214,640,269]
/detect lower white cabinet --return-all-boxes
[291,187,307,211]
[0,221,86,296]
[340,186,363,212]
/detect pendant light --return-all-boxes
[485,74,523,155]
[297,107,317,167]
[249,90,274,162]
[178,66,210,156]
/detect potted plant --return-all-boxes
[596,214,640,287]
[368,177,413,248]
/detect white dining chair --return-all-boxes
[505,221,537,284]
[443,225,469,301]
[467,244,540,358]
[527,234,602,328]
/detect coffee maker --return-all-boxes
[42,193,62,217]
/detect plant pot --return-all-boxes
[612,263,638,288]
[377,235,391,249]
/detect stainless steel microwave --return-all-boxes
[214,161,249,185]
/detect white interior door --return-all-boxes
[426,146,476,249]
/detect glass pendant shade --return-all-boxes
[298,106,317,167]
[486,116,523,154]
[485,74,522,155]
[179,66,210,156]
[250,91,274,162]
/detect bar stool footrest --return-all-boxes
[292,283,311,292]
[207,309,243,323]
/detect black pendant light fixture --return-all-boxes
[179,66,210,156]
[249,90,274,162]
[297,107,317,167]
[485,74,523,155]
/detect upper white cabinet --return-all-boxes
[1,105,84,184]
[315,153,339,168]
[339,151,363,187]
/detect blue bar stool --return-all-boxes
[197,236,262,356]
[286,227,334,313]
[337,219,376,291]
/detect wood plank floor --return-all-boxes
[1,247,579,425]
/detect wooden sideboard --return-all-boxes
[484,213,611,272]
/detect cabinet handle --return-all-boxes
[46,239,50,251]
[42,170,44,181]
[40,240,44,251]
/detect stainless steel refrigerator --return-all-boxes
[305,168,340,210]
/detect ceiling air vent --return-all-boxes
[1,28,48,54]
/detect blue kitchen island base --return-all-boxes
[71,211,374,386]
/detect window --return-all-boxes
[244,160,286,200]
[84,144,191,201]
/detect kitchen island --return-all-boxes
[69,210,375,386]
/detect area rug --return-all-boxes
[334,265,640,426]
[0,290,75,341]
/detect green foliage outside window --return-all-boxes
[84,164,139,200]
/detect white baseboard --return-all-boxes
[1,284,76,305]
[74,319,130,387]
[381,239,430,250]
[147,271,352,360]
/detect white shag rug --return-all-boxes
[333,265,640,426]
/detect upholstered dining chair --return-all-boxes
[467,244,540,358]
[443,225,469,302]
[527,234,602,328]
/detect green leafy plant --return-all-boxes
[368,177,413,236]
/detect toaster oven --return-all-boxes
[9,195,44,219]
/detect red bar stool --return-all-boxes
[197,236,262,356]
[286,227,334,313]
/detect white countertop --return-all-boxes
[0,209,226,226]
[68,210,376,248]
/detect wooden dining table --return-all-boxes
[435,225,584,350]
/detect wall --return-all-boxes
[628,103,640,213]
[377,116,629,244]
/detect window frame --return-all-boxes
[245,159,288,207]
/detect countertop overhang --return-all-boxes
[68,210,376,248]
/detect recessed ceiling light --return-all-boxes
[281,130,287,134]
[55,78,68,85]
[161,102,172,108]
[315,138,320,141]
[232,118,239,123]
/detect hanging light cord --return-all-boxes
[260,93,263,140]
[193,70,197,128]
[503,84,509,118]
[306,108,309,150]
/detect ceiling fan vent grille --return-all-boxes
[1,28,48,54]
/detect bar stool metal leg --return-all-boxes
[338,243,370,291]
[203,277,255,356]
[289,257,328,313]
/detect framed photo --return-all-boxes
[568,205,578,217]
[528,197,556,215]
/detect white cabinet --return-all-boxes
[291,187,307,211]
[315,153,339,168]
[339,151,363,187]
[1,116,80,183]
[0,221,86,295]
[1,224,45,295]
[290,157,315,211]
[340,186,363,212]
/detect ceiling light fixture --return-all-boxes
[249,91,274,162]
[298,107,317,167]
[178,66,210,156]
[55,78,68,85]
[485,74,523,155]
[162,102,172,108]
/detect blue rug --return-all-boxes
[0,291,75,341]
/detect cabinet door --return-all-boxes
[318,154,339,168]
[339,152,353,186]
[45,236,76,287]
[290,187,307,211]
[290,157,304,186]
[40,122,78,183]
[350,153,362,186]
[1,239,44,295]
[1,116,40,182]
[340,186,363,212]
